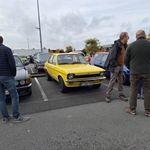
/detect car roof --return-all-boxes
[95,52,109,54]
[51,53,80,56]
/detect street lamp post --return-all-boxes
[36,0,43,52]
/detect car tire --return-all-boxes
[46,71,51,81]
[93,84,101,89]
[58,77,67,93]
[122,72,127,85]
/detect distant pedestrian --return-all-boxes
[104,32,129,103]
[137,80,144,99]
[0,36,30,123]
[124,30,150,117]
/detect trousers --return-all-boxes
[106,66,123,97]
[0,76,20,118]
[129,74,150,111]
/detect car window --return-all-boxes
[14,55,23,67]
[78,55,87,64]
[52,56,56,65]
[39,53,50,61]
[95,54,103,62]
[101,54,108,62]
[49,56,53,64]
[58,54,86,64]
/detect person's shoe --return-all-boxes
[141,95,144,99]
[2,116,11,124]
[13,116,30,123]
[119,93,128,101]
[145,111,150,117]
[137,94,141,99]
[125,107,136,115]
[105,96,111,103]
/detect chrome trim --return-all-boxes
[65,77,106,82]
[16,83,32,89]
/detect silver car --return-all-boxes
[5,54,32,97]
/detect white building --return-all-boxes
[12,49,48,56]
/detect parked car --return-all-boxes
[44,53,106,93]
[90,52,130,84]
[34,53,51,72]
[5,54,32,97]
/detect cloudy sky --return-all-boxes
[0,0,150,50]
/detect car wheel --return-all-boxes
[122,72,127,85]
[46,71,51,81]
[58,77,67,93]
[93,84,101,89]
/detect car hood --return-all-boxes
[58,64,105,74]
[15,67,28,80]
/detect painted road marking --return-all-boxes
[30,68,48,101]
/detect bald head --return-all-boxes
[136,30,146,39]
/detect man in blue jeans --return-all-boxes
[0,36,30,123]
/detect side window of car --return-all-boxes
[101,54,108,62]
[47,56,50,63]
[52,56,56,65]
[49,56,53,64]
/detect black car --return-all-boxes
[34,53,51,72]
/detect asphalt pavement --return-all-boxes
[0,99,150,150]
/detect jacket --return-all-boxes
[124,37,150,74]
[104,39,127,73]
[0,44,16,77]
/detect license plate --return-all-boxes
[5,89,9,95]
[80,81,93,86]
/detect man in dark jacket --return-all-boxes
[0,36,30,123]
[104,32,129,103]
[124,30,150,117]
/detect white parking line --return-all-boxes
[30,68,48,101]
[102,83,118,91]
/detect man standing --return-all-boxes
[104,32,129,103]
[0,36,30,123]
[124,30,150,117]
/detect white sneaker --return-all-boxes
[13,116,30,123]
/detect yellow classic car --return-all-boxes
[44,53,106,93]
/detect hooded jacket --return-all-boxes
[104,39,127,73]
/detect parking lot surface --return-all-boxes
[1,64,150,149]
[1,99,150,150]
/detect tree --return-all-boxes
[84,38,103,53]
[147,32,150,41]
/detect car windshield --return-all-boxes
[39,53,50,61]
[58,54,87,65]
[14,55,24,67]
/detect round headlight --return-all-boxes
[20,80,25,85]
[67,74,74,79]
[100,72,105,76]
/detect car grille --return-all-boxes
[74,74,100,78]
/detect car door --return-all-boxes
[48,55,58,81]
